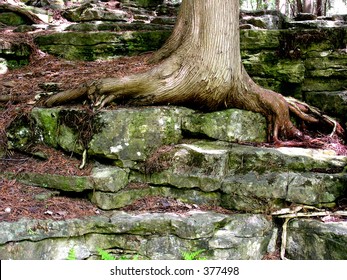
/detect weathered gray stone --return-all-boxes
[92,165,129,192]
[287,20,342,29]
[120,0,164,8]
[147,172,222,192]
[134,140,346,196]
[209,214,273,259]
[243,52,306,83]
[35,30,171,60]
[65,22,173,32]
[0,58,7,75]
[88,107,190,165]
[182,109,267,143]
[0,236,91,260]
[240,29,280,50]
[62,3,129,22]
[0,212,273,260]
[305,90,347,118]
[221,172,347,212]
[303,78,347,92]
[30,107,60,148]
[3,165,129,193]
[15,107,91,154]
[221,172,288,212]
[5,172,94,192]
[0,39,31,69]
[227,144,347,174]
[305,51,347,78]
[0,216,110,245]
[286,173,347,205]
[0,12,27,26]
[91,184,220,210]
[138,141,230,192]
[286,219,347,259]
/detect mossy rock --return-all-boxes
[35,31,171,60]
[0,12,27,26]
[182,109,267,143]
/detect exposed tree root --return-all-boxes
[44,72,345,151]
[43,0,345,148]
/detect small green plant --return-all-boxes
[181,249,206,260]
[98,248,116,260]
[67,248,77,260]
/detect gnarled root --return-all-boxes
[44,77,345,148]
[286,96,344,138]
[240,79,345,146]
[44,63,345,149]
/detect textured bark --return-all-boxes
[45,0,343,143]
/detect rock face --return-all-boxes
[0,211,273,260]
[34,30,171,60]
[3,105,347,260]
[62,3,130,22]
[286,219,347,259]
[0,39,31,69]
[6,107,347,213]
[88,107,189,164]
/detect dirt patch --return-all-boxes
[0,178,100,222]
[1,146,93,176]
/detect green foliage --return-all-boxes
[67,248,77,260]
[97,248,116,260]
[181,249,207,260]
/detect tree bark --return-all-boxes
[45,0,343,143]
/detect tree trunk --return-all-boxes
[297,0,304,13]
[316,0,323,16]
[45,0,343,143]
[303,0,313,13]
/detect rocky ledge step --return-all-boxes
[132,140,347,212]
[0,211,346,260]
[4,141,347,212]
[0,211,274,260]
[5,106,347,212]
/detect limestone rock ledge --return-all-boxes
[3,106,347,260]
[0,211,273,260]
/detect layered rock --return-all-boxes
[0,211,274,260]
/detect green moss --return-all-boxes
[31,108,61,148]
[124,31,171,55]
[0,12,27,26]
[35,31,170,60]
[6,114,38,151]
